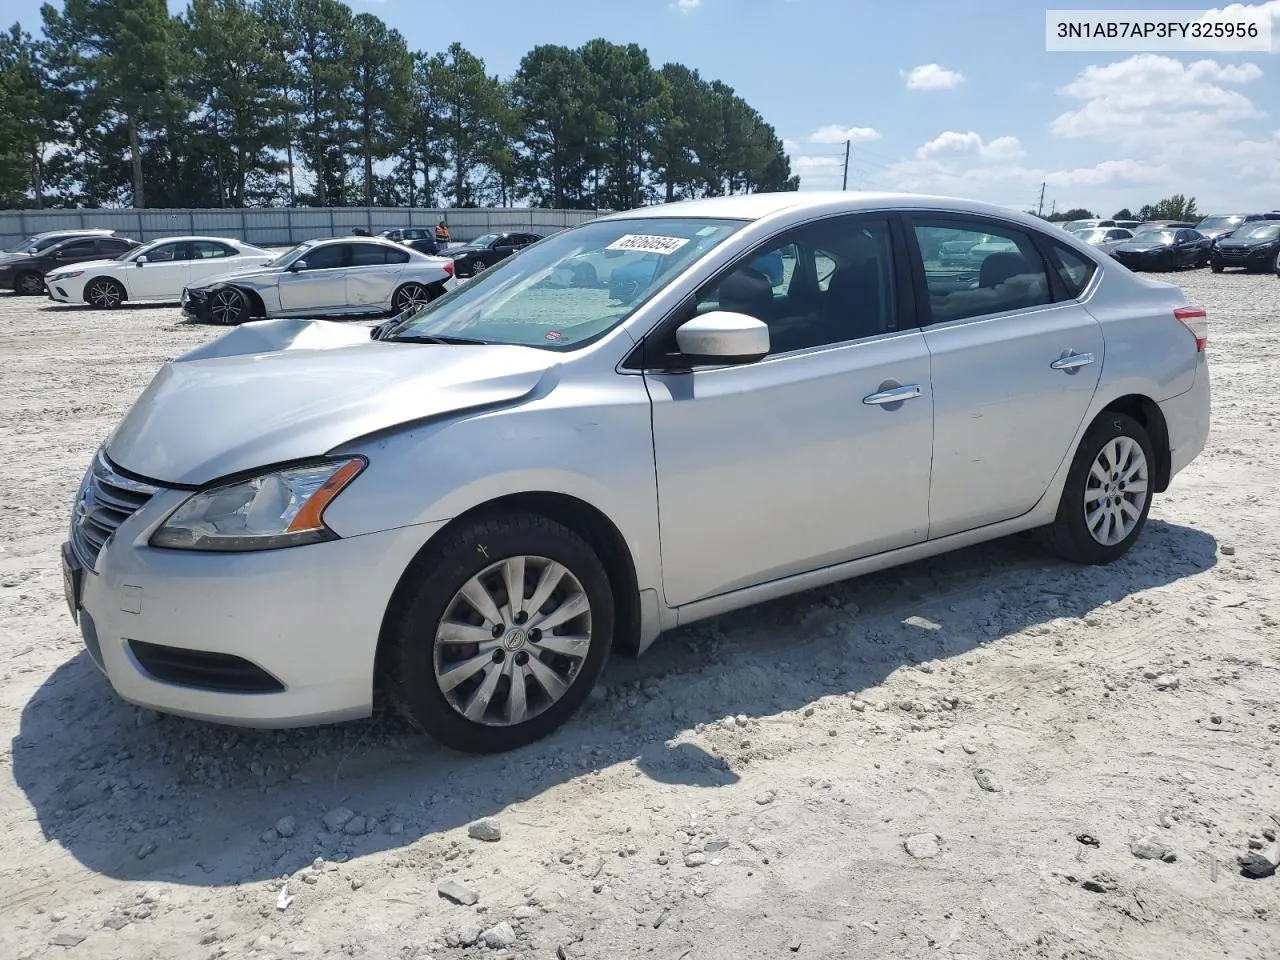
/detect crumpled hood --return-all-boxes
[187,263,282,290]
[105,318,558,486]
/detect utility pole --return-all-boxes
[1050,199,1056,217]
[842,139,850,191]
[1037,181,1046,217]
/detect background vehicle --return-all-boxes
[1061,218,1116,233]
[181,236,452,325]
[65,192,1209,754]
[1112,227,1210,271]
[449,232,543,278]
[1195,212,1279,244]
[378,227,436,247]
[3,228,126,256]
[608,249,786,303]
[1139,220,1196,230]
[45,236,273,308]
[1210,221,1280,273]
[1075,227,1135,256]
[0,234,139,295]
[1114,220,1141,230]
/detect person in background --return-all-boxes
[435,219,450,244]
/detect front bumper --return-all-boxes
[66,482,447,727]
[1213,247,1277,269]
[181,288,212,322]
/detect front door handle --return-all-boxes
[862,384,923,405]
[1050,352,1095,371]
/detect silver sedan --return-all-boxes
[65,192,1210,753]
[181,236,453,324]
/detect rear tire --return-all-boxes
[14,271,44,296]
[382,512,613,753]
[1043,412,1154,565]
[85,277,126,309]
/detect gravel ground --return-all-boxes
[1,272,1278,960]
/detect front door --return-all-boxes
[645,215,934,608]
[907,216,1105,538]
[278,242,350,314]
[126,241,193,299]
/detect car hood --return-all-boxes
[188,264,283,290]
[0,252,34,267]
[105,318,559,486]
[1115,241,1170,253]
[48,258,116,277]
[1217,237,1277,249]
[448,245,485,256]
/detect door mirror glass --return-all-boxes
[135,256,148,266]
[291,260,308,272]
[674,311,770,365]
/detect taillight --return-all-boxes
[441,260,454,276]
[1174,306,1207,352]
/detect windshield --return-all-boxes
[114,237,166,262]
[471,234,500,248]
[1078,229,1110,242]
[1062,221,1094,232]
[1197,216,1243,232]
[1132,230,1175,244]
[1234,222,1280,240]
[387,216,747,350]
[6,234,77,254]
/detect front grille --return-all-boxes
[69,450,160,570]
[128,640,285,693]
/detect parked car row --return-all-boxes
[1065,211,1280,276]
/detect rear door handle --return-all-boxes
[1050,352,1095,371]
[862,384,923,405]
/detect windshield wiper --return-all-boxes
[387,334,490,345]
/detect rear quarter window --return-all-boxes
[1046,242,1097,299]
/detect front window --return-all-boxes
[387,217,746,350]
[261,241,318,269]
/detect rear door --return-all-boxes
[187,239,243,284]
[278,242,350,314]
[347,243,408,309]
[48,238,100,269]
[907,215,1105,538]
[126,241,193,298]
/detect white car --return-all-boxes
[180,237,455,325]
[45,236,274,309]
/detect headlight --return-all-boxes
[150,458,365,551]
[53,270,85,280]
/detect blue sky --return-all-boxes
[9,0,1279,215]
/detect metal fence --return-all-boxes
[0,206,607,250]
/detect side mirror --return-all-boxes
[674,311,770,366]
[135,256,148,266]
[291,260,308,272]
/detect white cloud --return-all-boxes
[807,125,881,144]
[671,0,701,11]
[793,156,844,175]
[1052,54,1263,146]
[1201,1,1280,52]
[901,64,966,90]
[916,131,1025,161]
[782,138,798,153]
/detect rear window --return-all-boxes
[1046,242,1097,299]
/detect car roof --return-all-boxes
[138,235,252,245]
[598,191,1083,236]
[36,228,114,237]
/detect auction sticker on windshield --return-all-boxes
[606,234,692,256]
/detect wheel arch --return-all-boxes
[1095,393,1171,492]
[375,490,644,689]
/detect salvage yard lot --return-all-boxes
[0,273,1277,960]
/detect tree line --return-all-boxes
[1041,195,1201,224]
[0,0,797,211]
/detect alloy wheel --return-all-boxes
[472,260,487,273]
[210,289,244,325]
[433,555,592,727]
[1083,436,1149,547]
[394,283,430,313]
[17,274,44,295]
[87,280,121,308]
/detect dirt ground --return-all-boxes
[0,271,1277,960]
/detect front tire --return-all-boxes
[382,513,613,753]
[1044,412,1154,565]
[14,271,45,296]
[85,277,126,309]
[1210,258,1224,273]
[209,286,250,325]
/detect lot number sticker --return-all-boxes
[606,234,691,256]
